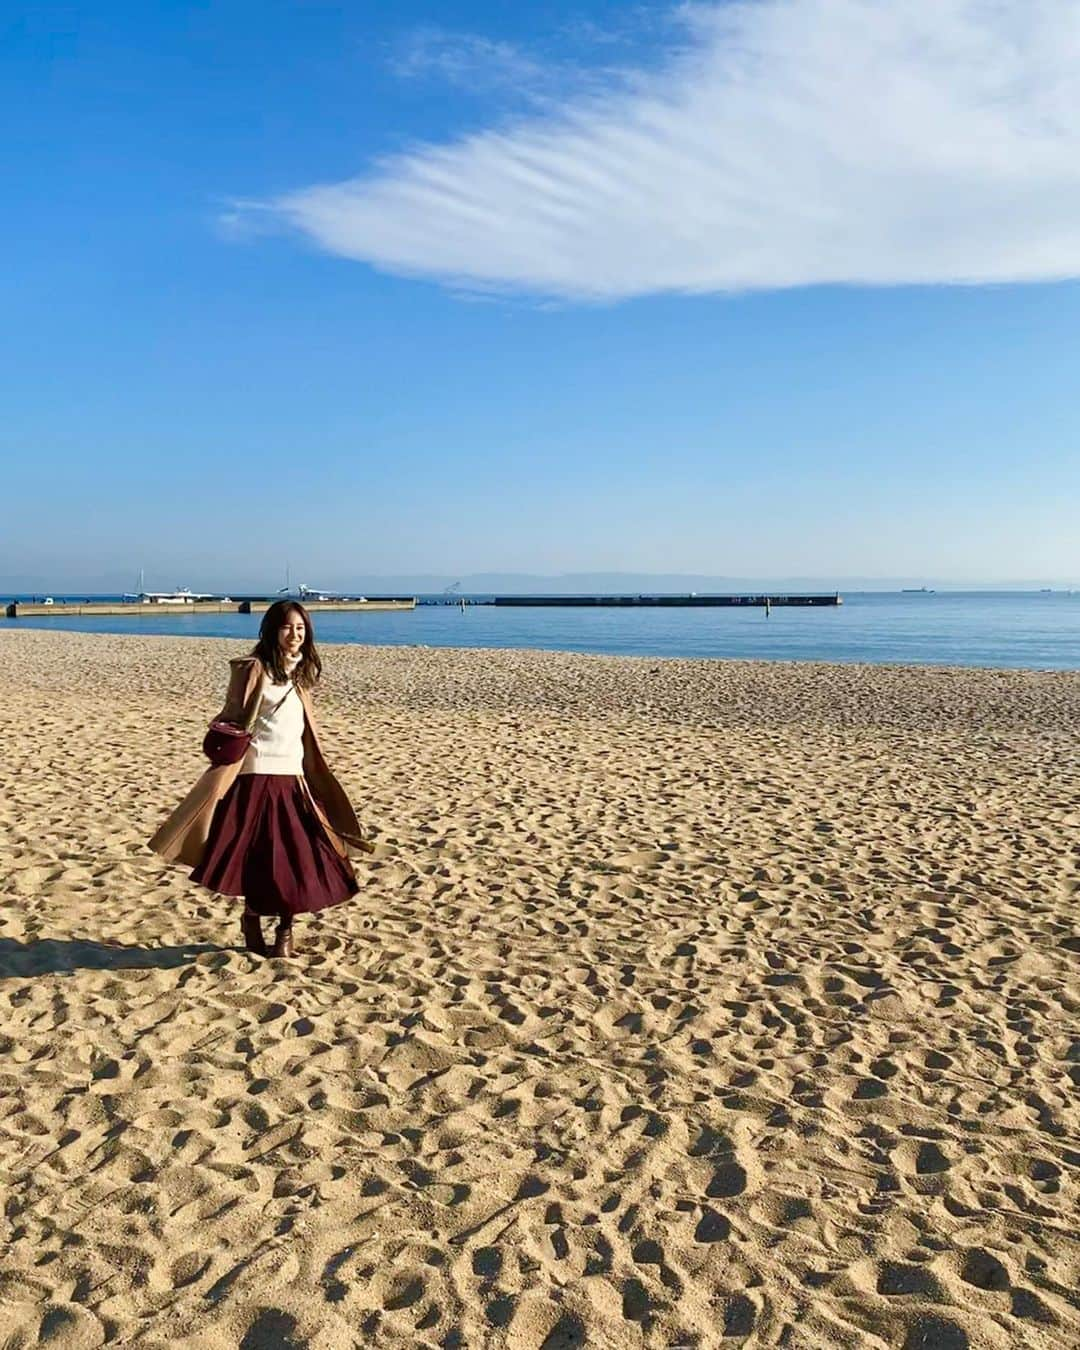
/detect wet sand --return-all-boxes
[0,628,1077,1348]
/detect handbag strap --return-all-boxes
[244,670,299,732]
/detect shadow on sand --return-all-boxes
[0,936,222,978]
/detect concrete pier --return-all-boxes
[241,599,416,615]
[5,598,417,618]
[491,594,842,607]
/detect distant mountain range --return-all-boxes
[358,572,1078,594]
[4,571,1077,595]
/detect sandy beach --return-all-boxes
[0,626,1076,1349]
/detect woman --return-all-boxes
[149,601,372,957]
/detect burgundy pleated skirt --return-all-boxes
[190,774,358,918]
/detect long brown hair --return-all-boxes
[251,600,323,688]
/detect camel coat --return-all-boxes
[148,655,373,870]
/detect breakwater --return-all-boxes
[5,598,417,618]
[489,593,842,607]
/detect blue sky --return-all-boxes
[2,0,1078,591]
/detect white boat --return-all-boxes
[123,588,217,605]
[278,583,365,602]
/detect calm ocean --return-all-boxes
[3,592,1079,670]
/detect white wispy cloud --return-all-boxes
[384,21,666,110]
[386,29,557,101]
[261,0,1080,301]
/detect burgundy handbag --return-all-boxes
[202,680,296,766]
[202,719,253,766]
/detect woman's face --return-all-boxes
[277,611,306,659]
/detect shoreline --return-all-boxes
[1,627,1076,1346]
[5,618,1080,673]
[4,593,1080,676]
[3,626,1078,735]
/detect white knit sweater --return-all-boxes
[239,656,304,775]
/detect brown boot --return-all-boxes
[271,918,295,958]
[241,909,268,956]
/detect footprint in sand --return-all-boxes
[610,849,668,869]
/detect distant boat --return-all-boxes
[278,583,366,602]
[1039,588,1053,593]
[902,587,935,594]
[122,588,220,605]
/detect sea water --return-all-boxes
[3,592,1079,670]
